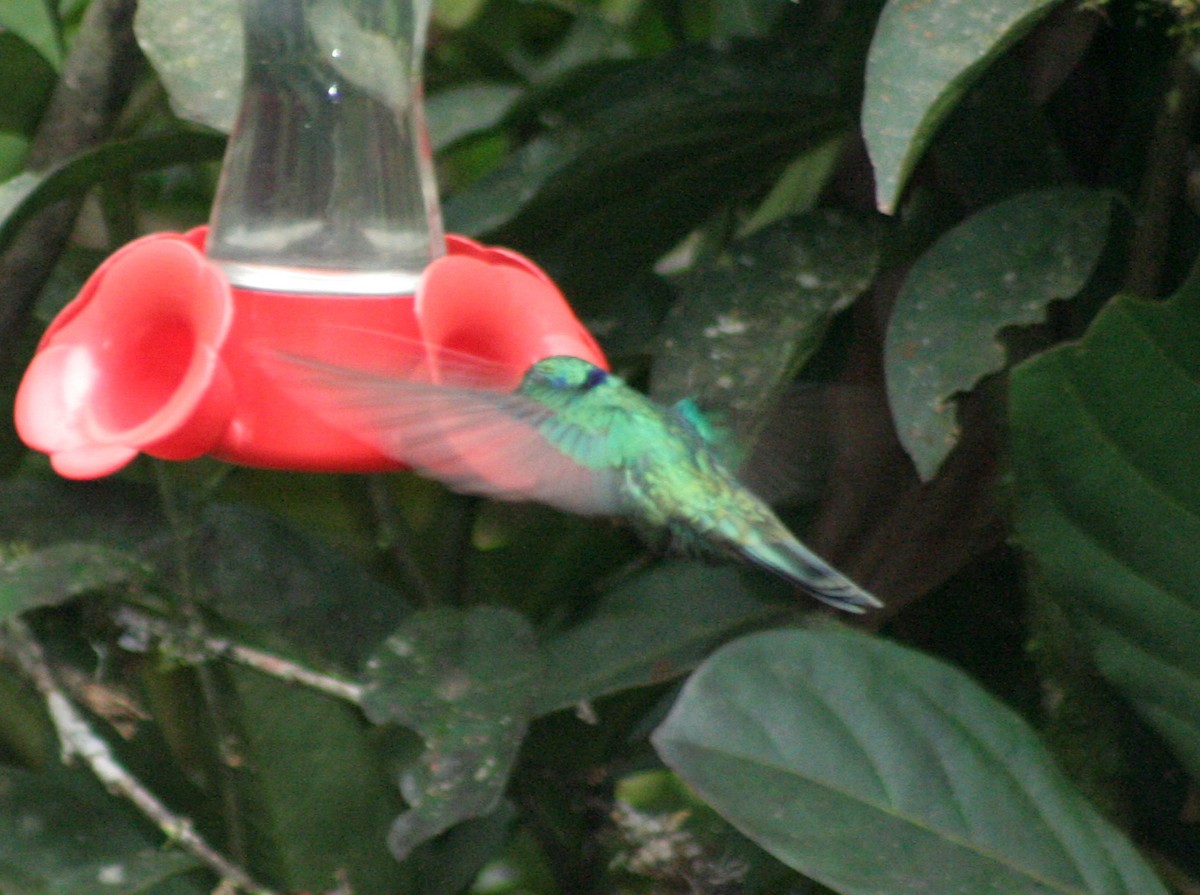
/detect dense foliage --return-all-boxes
[1,0,1199,893]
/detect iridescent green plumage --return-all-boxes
[289,352,880,613]
[515,358,879,612]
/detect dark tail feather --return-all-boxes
[741,537,882,614]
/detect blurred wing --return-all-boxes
[278,355,625,516]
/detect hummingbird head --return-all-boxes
[518,356,611,404]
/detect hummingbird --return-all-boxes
[289,352,881,613]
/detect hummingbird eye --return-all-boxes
[582,367,608,390]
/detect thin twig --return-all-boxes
[0,617,279,895]
[114,606,364,704]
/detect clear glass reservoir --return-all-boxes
[207,0,445,295]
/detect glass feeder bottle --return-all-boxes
[206,0,445,296]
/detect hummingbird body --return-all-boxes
[289,352,880,613]
[514,358,879,613]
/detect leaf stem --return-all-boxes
[0,617,279,895]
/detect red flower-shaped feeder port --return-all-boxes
[14,228,606,479]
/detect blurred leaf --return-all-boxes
[427,83,522,152]
[0,32,55,133]
[652,210,880,442]
[446,42,847,306]
[226,669,409,895]
[134,0,242,132]
[0,133,226,256]
[433,0,489,30]
[0,765,203,894]
[863,0,1066,213]
[653,627,1168,895]
[0,479,163,549]
[534,562,783,715]
[360,606,538,862]
[0,0,62,69]
[738,134,845,237]
[885,187,1112,480]
[0,543,147,622]
[1010,271,1200,782]
[191,503,411,669]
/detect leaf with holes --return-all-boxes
[360,606,539,862]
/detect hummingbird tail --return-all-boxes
[741,537,882,614]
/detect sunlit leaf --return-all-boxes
[0,0,62,69]
[654,627,1168,895]
[360,606,539,862]
[863,0,1067,213]
[135,0,242,132]
[0,543,147,622]
[885,187,1112,480]
[1010,271,1200,781]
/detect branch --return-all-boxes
[0,616,279,895]
[0,0,144,350]
[114,606,364,704]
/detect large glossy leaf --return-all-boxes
[360,606,539,862]
[0,765,203,894]
[863,0,1067,213]
[653,627,1167,895]
[885,187,1112,480]
[1010,273,1200,781]
[0,543,147,622]
[653,210,879,442]
[445,43,848,307]
[534,562,784,715]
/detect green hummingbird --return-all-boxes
[294,353,880,613]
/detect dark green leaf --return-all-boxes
[360,606,539,862]
[0,31,56,134]
[0,479,162,549]
[0,765,203,894]
[445,43,847,306]
[134,0,242,132]
[225,669,409,895]
[653,210,880,442]
[192,503,411,669]
[1010,273,1200,781]
[863,0,1066,213]
[0,134,227,257]
[0,543,147,622]
[534,561,783,715]
[653,627,1168,895]
[885,188,1112,480]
